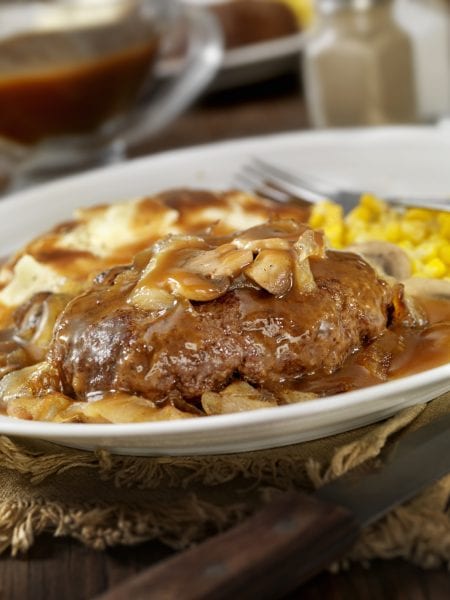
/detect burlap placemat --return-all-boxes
[0,393,449,568]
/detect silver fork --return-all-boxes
[235,158,450,213]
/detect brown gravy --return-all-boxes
[0,38,159,145]
[0,293,448,421]
[0,186,450,418]
[288,296,450,397]
[389,297,450,378]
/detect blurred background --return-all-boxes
[0,0,449,190]
[180,0,450,128]
[133,0,450,163]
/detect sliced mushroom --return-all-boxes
[184,244,253,279]
[129,222,326,308]
[403,277,450,300]
[129,235,227,307]
[233,220,305,252]
[166,270,229,302]
[244,249,293,296]
[346,241,412,280]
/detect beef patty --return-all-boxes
[48,223,399,404]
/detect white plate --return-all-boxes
[1,125,450,455]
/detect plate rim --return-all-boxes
[1,124,449,449]
[220,31,307,69]
[157,30,307,79]
[0,362,448,439]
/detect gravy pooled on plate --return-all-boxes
[0,190,448,423]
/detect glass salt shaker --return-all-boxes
[303,0,418,128]
[394,0,450,122]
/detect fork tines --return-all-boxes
[235,159,326,206]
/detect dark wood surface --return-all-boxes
[96,492,359,600]
[2,535,450,600]
[1,73,449,599]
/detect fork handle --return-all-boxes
[386,197,450,213]
[95,491,359,600]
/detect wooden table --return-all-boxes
[1,73,449,600]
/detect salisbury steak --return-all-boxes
[48,222,399,404]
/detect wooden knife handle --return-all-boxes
[95,491,359,600]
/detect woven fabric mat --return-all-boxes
[0,393,450,568]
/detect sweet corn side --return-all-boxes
[309,194,450,279]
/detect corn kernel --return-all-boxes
[422,257,447,278]
[383,221,402,243]
[439,244,450,265]
[309,201,342,223]
[360,193,386,215]
[347,205,373,223]
[309,197,450,280]
[404,208,433,222]
[396,239,412,249]
[308,212,324,229]
[411,259,423,275]
[437,213,450,239]
[309,201,344,245]
[412,240,438,261]
[400,220,428,243]
[323,224,344,248]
